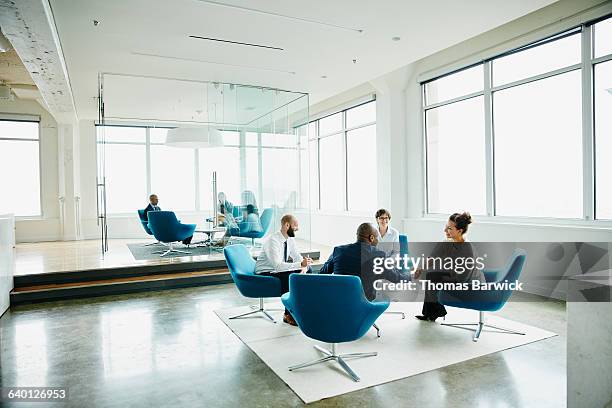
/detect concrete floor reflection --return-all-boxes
[0,284,565,408]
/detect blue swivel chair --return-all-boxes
[239,208,274,246]
[399,234,409,257]
[224,244,282,322]
[147,211,196,257]
[282,274,389,382]
[137,209,162,246]
[438,249,527,342]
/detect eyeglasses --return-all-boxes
[377,216,390,221]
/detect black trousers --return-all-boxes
[422,271,451,318]
[260,268,311,314]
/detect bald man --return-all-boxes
[255,214,312,325]
[319,223,408,301]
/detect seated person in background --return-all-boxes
[255,214,313,325]
[413,212,485,322]
[224,204,262,237]
[217,192,234,217]
[144,194,192,245]
[143,194,161,221]
[319,223,409,301]
[373,208,400,258]
[241,190,259,214]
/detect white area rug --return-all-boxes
[215,302,556,404]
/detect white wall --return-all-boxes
[0,98,61,242]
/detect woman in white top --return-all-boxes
[374,208,400,258]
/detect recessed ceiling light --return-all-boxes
[93,20,100,27]
[321,75,327,79]
[392,36,401,41]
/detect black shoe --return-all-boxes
[182,236,193,245]
[415,315,430,321]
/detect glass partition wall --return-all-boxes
[97,73,310,255]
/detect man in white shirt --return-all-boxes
[255,214,312,325]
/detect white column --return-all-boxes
[369,65,414,221]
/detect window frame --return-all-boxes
[302,99,377,213]
[0,118,43,218]
[421,14,612,225]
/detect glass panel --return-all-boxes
[309,140,319,209]
[494,70,582,218]
[319,134,344,211]
[308,122,317,140]
[595,61,612,219]
[101,126,146,143]
[493,34,580,86]
[222,131,240,146]
[150,128,167,143]
[594,17,612,58]
[0,121,39,140]
[262,147,299,208]
[0,140,40,216]
[347,125,377,212]
[245,132,258,146]
[319,112,342,136]
[426,96,486,215]
[150,146,196,211]
[425,65,483,105]
[245,147,259,199]
[261,132,296,147]
[299,134,309,209]
[346,101,376,128]
[199,147,241,212]
[104,144,147,214]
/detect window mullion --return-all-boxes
[343,112,349,211]
[582,24,595,220]
[145,128,151,196]
[484,61,495,217]
[194,149,200,211]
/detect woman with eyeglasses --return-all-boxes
[413,212,486,321]
[373,209,400,258]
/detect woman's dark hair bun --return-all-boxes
[449,211,472,234]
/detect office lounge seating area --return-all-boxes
[2,1,612,407]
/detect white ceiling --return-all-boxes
[48,0,558,120]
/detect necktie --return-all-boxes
[283,240,288,262]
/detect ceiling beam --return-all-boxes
[0,0,77,124]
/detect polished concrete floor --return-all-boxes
[0,284,566,407]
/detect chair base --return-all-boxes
[153,242,191,257]
[441,311,525,342]
[289,343,377,382]
[143,241,165,247]
[371,310,405,337]
[229,298,276,323]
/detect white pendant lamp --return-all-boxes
[165,126,224,148]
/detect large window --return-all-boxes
[423,15,612,221]
[306,100,377,212]
[594,56,612,219]
[426,97,486,215]
[0,120,41,216]
[98,126,304,214]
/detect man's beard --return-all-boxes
[287,227,295,237]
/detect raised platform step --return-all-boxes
[11,269,233,305]
[11,249,322,305]
[14,249,321,288]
